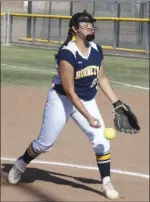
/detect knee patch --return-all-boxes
[93,140,110,155]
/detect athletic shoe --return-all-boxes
[103,181,119,199]
[8,158,27,184]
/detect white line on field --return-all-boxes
[110,80,149,90]
[2,63,149,91]
[1,157,149,180]
[1,63,56,74]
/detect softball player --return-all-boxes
[8,10,120,199]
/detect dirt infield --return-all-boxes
[1,85,149,201]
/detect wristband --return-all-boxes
[113,100,122,108]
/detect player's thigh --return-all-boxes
[36,89,73,147]
[71,98,110,154]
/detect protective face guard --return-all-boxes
[77,16,97,30]
[77,16,96,23]
[69,11,97,46]
[69,10,96,28]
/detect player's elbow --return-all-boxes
[65,88,77,100]
[65,88,76,99]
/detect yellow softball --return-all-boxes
[104,128,116,140]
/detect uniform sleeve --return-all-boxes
[96,44,104,60]
[57,49,76,67]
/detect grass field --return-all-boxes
[1,45,149,88]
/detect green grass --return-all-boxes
[1,66,54,87]
[1,45,56,70]
[1,45,149,88]
[103,57,149,87]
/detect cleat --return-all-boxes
[8,158,26,184]
[103,181,119,200]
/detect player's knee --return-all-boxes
[93,135,110,155]
[93,142,110,155]
[38,144,52,153]
[32,139,54,153]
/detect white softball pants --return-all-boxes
[32,88,110,155]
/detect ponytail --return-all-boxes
[55,29,73,60]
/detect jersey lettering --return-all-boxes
[90,78,98,89]
[75,65,99,79]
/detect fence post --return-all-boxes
[137,2,144,45]
[48,1,52,40]
[33,17,36,45]
[116,2,120,47]
[92,1,95,16]
[113,20,117,50]
[58,18,62,45]
[145,22,149,56]
[70,1,73,15]
[113,2,120,49]
[27,1,32,38]
[9,15,13,43]
[147,22,150,54]
[3,13,6,43]
[6,10,10,45]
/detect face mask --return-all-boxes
[77,30,95,42]
[77,25,95,42]
[85,34,95,41]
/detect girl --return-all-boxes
[8,10,120,200]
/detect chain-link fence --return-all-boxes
[1,0,150,55]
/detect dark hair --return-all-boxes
[55,29,73,60]
[55,10,96,60]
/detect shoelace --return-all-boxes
[105,182,115,191]
[14,168,22,180]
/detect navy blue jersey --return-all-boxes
[53,41,104,101]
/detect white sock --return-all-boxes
[16,159,27,172]
[103,176,110,185]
